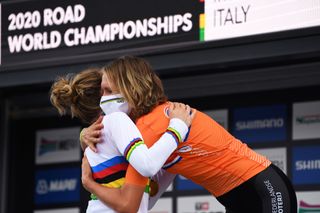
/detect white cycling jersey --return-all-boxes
[85,112,188,213]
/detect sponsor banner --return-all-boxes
[34,208,80,213]
[1,0,202,69]
[232,104,287,143]
[177,196,225,213]
[204,0,320,41]
[296,191,320,213]
[176,175,204,191]
[34,167,80,205]
[203,109,228,130]
[293,100,320,140]
[292,146,320,185]
[35,127,81,165]
[254,147,287,174]
[149,198,172,213]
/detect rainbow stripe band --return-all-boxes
[166,127,182,144]
[90,186,150,200]
[94,170,127,184]
[90,180,151,200]
[102,177,125,188]
[90,156,129,184]
[124,138,144,161]
[100,97,124,104]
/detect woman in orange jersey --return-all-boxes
[81,56,297,213]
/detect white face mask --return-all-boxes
[100,94,130,115]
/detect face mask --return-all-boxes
[100,94,130,115]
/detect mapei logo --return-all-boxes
[34,168,80,204]
[36,178,77,195]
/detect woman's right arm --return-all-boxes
[108,102,195,177]
[81,102,195,177]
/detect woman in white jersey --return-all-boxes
[50,68,194,212]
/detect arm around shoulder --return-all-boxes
[83,179,143,213]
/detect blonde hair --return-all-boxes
[103,56,167,121]
[50,68,102,124]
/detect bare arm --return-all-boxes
[82,156,146,213]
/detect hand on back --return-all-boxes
[80,115,104,152]
[168,102,196,127]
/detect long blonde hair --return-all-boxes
[50,68,102,124]
[103,56,167,121]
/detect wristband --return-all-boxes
[80,128,86,143]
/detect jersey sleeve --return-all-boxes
[107,112,188,177]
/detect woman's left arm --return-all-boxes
[82,156,146,213]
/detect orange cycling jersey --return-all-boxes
[136,103,271,197]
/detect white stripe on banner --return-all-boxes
[205,0,320,41]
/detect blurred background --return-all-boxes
[0,0,320,212]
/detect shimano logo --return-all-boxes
[236,118,284,130]
[296,160,320,171]
[36,179,77,194]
